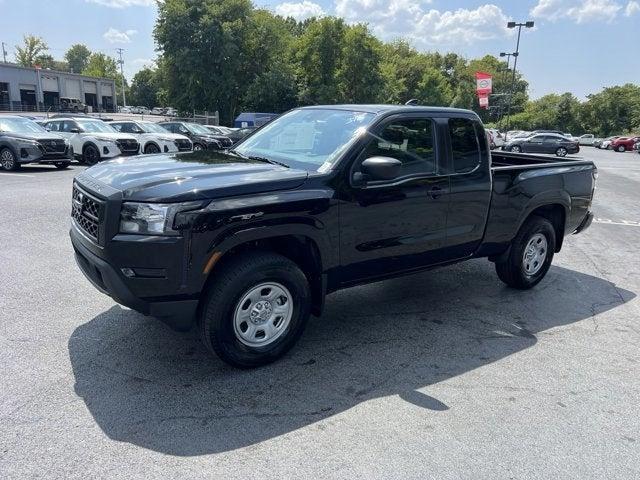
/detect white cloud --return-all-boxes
[87,0,154,7]
[103,28,138,44]
[625,0,640,15]
[334,1,511,47]
[530,0,623,23]
[275,1,325,20]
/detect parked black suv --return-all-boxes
[71,105,596,367]
[0,115,72,170]
[159,121,232,150]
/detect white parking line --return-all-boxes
[0,173,36,178]
[594,218,640,227]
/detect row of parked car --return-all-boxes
[487,129,640,156]
[0,114,255,171]
[118,106,179,116]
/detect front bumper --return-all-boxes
[70,225,199,330]
[573,211,594,234]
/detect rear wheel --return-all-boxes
[555,147,568,157]
[510,145,522,153]
[616,145,626,152]
[495,215,556,289]
[144,143,161,154]
[1,148,20,171]
[82,144,100,165]
[193,143,204,151]
[198,252,311,368]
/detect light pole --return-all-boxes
[497,52,517,129]
[505,21,534,131]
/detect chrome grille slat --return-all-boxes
[71,185,103,241]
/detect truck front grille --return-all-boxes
[72,185,103,241]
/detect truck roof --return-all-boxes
[299,104,478,117]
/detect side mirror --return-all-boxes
[359,156,402,181]
[70,128,80,133]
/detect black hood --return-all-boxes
[79,150,308,202]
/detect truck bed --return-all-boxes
[490,150,593,169]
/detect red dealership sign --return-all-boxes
[475,72,492,95]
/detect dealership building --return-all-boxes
[0,63,117,113]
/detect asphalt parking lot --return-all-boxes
[1,148,639,479]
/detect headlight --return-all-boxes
[17,140,39,148]
[94,136,117,144]
[158,137,174,142]
[119,201,205,235]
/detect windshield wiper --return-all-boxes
[227,150,290,168]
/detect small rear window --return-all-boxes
[449,118,481,174]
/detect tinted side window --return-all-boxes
[111,123,123,132]
[47,121,59,132]
[449,118,480,174]
[361,119,436,176]
[61,121,78,132]
[161,123,175,133]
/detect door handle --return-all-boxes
[428,186,446,199]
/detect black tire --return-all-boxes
[0,147,20,171]
[144,143,161,154]
[616,145,625,152]
[199,252,311,368]
[510,145,522,153]
[54,161,71,169]
[193,143,204,151]
[495,215,556,290]
[82,144,100,165]
[555,147,568,157]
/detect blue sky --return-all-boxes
[3,0,639,99]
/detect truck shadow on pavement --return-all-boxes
[68,260,635,456]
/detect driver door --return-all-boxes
[338,115,451,285]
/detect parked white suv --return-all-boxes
[44,117,139,164]
[109,120,193,154]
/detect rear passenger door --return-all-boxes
[443,118,492,258]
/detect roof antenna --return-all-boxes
[405,99,419,106]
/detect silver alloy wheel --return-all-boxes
[522,233,548,276]
[511,145,521,153]
[193,144,203,151]
[1,149,16,170]
[233,282,293,347]
[557,147,567,157]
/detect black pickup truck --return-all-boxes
[70,105,596,367]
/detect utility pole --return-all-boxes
[498,52,517,130]
[116,48,126,107]
[504,21,534,131]
[1,42,7,63]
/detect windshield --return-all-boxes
[0,117,47,134]
[76,120,116,133]
[234,108,376,170]
[140,122,170,134]
[186,123,212,135]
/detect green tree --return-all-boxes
[65,44,92,74]
[242,63,298,112]
[336,24,383,103]
[579,84,640,136]
[416,68,453,106]
[155,0,255,123]
[83,53,127,105]
[15,35,48,67]
[295,17,345,104]
[129,67,160,107]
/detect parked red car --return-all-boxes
[611,136,640,152]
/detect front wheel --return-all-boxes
[616,145,626,152]
[495,215,556,289]
[193,143,204,151]
[82,144,100,165]
[199,252,311,368]
[555,147,568,157]
[144,143,161,154]
[510,145,522,153]
[1,148,20,171]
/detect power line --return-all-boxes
[116,47,126,107]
